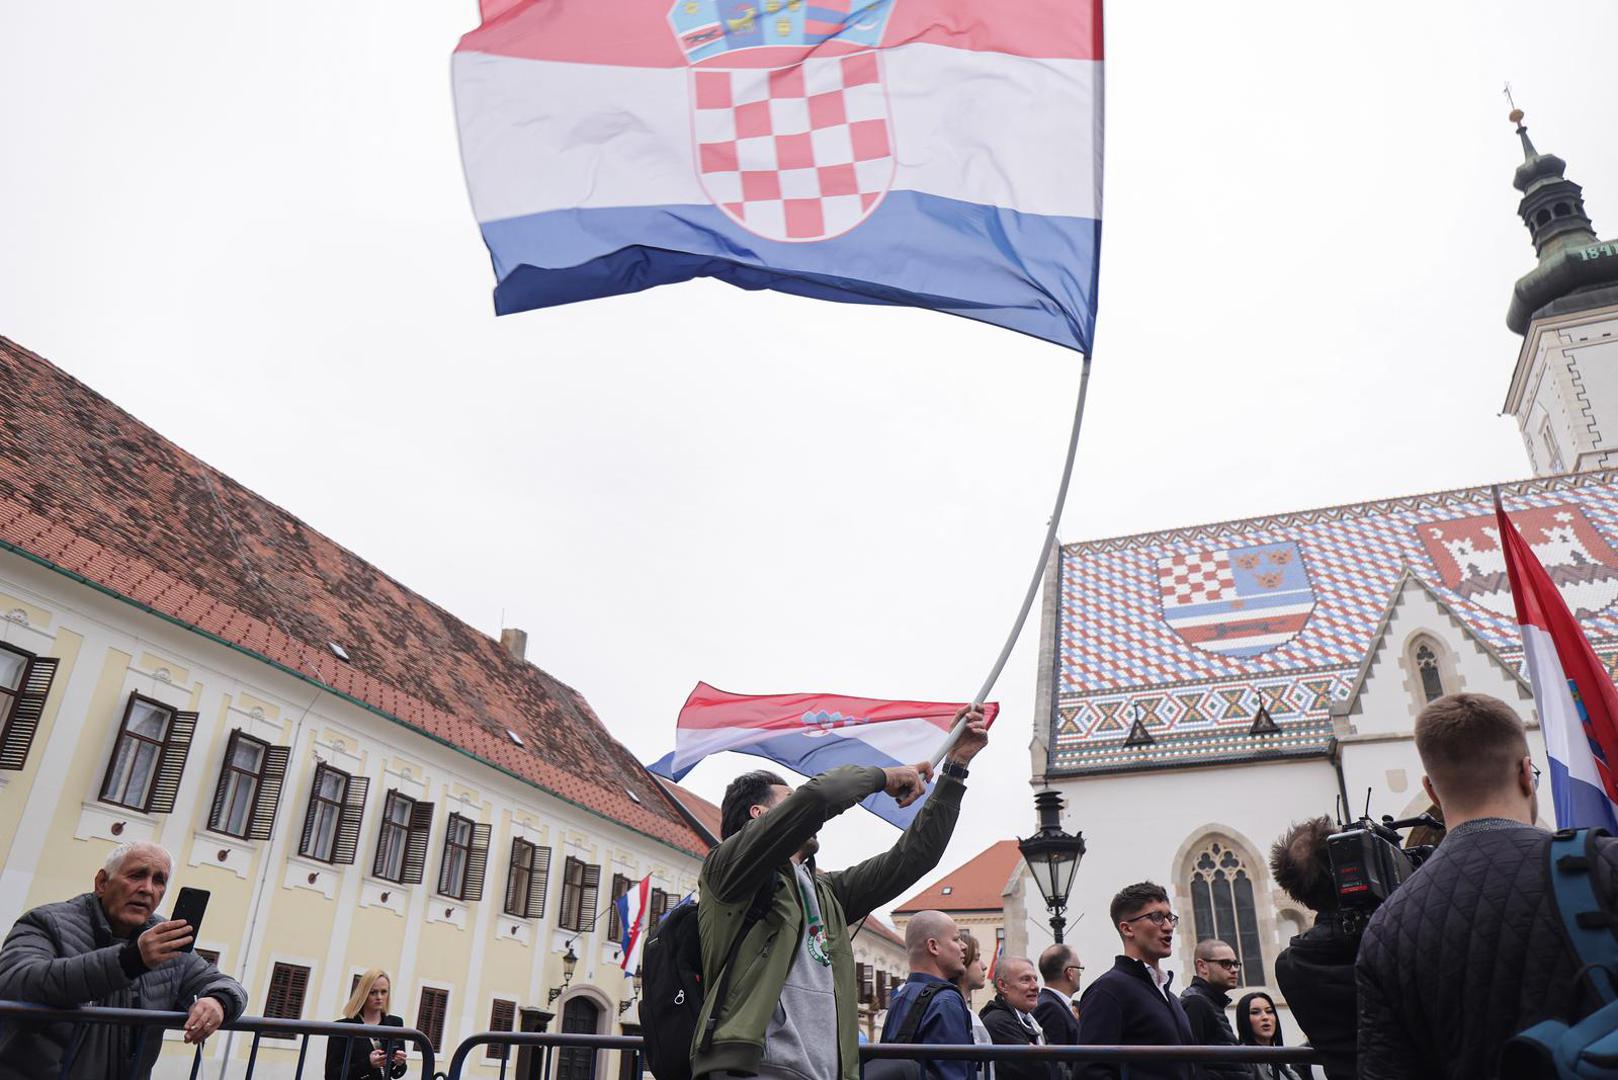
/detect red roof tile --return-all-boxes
[0,337,709,857]
[863,915,905,949]
[892,840,1023,913]
[655,778,723,846]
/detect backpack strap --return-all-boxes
[700,873,782,1053]
[891,981,951,1044]
[1546,828,1618,1003]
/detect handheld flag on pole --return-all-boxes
[452,0,1104,351]
[615,874,654,971]
[1496,488,1618,831]
[647,682,998,828]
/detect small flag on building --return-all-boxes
[616,874,654,970]
[1496,490,1618,831]
[647,682,997,828]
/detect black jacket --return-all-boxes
[1073,957,1195,1080]
[324,1014,408,1080]
[1177,977,1248,1080]
[979,995,1058,1080]
[1272,920,1355,1080]
[1356,820,1618,1079]
[1032,987,1080,1046]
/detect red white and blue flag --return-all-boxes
[452,0,1103,350]
[615,873,654,970]
[647,682,998,827]
[1497,492,1618,831]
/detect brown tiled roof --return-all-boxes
[863,915,905,949]
[655,777,722,846]
[892,839,1022,914]
[0,337,708,857]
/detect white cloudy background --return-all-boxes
[3,1,1617,922]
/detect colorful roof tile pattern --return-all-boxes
[0,337,710,856]
[1051,471,1618,774]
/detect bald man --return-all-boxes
[0,841,245,1080]
[881,910,975,1080]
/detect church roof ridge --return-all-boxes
[1060,469,1618,554]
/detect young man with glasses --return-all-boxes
[1179,940,1250,1079]
[1034,944,1083,1058]
[1073,882,1195,1080]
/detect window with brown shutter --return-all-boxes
[648,888,673,933]
[437,815,492,901]
[374,790,434,884]
[505,839,535,917]
[300,763,350,862]
[416,986,450,1052]
[99,694,197,813]
[876,970,888,1009]
[487,998,517,1061]
[559,856,601,932]
[607,874,631,941]
[207,731,289,840]
[858,963,872,1004]
[0,646,59,772]
[264,962,311,1039]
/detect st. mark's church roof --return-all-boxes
[1046,470,1618,775]
[0,336,712,856]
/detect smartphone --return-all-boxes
[169,887,210,952]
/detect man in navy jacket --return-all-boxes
[1074,882,1195,1080]
[882,910,975,1080]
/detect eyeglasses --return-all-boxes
[1532,763,1542,791]
[1065,964,1085,976]
[1122,911,1180,929]
[1209,958,1242,971]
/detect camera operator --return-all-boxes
[1268,817,1356,1080]
[1356,693,1618,1080]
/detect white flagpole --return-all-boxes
[931,352,1094,768]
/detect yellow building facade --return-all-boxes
[0,337,712,1079]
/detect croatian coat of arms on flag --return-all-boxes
[672,0,896,241]
[1419,504,1618,620]
[1157,541,1317,658]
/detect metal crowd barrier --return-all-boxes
[444,1031,1323,1080]
[0,1000,437,1080]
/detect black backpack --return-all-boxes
[639,878,779,1080]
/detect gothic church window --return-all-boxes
[1187,840,1265,986]
[1408,634,1453,706]
[1416,644,1444,702]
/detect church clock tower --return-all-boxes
[1501,109,1618,476]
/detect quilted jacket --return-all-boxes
[0,892,247,1080]
[1355,820,1618,1080]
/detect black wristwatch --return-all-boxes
[940,760,969,782]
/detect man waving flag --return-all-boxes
[1496,490,1618,831]
[648,682,997,827]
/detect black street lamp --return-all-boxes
[547,944,579,1004]
[1018,790,1086,944]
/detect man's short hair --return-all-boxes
[1270,816,1339,913]
[102,841,173,877]
[720,769,789,839]
[1414,693,1530,806]
[1194,939,1233,962]
[1038,943,1076,982]
[1108,881,1169,927]
[994,956,1033,988]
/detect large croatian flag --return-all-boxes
[647,682,998,827]
[1497,493,1618,831]
[452,0,1103,351]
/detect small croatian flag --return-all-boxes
[647,682,997,827]
[452,0,1104,350]
[615,874,653,970]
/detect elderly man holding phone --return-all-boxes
[0,840,246,1079]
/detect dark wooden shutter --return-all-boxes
[527,845,552,919]
[876,971,888,1009]
[560,857,582,930]
[207,730,242,830]
[402,800,436,885]
[608,874,630,941]
[462,821,492,902]
[416,986,449,1051]
[264,962,311,1037]
[144,709,198,814]
[0,656,58,771]
[331,773,369,864]
[581,863,601,930]
[857,963,871,1004]
[487,998,517,1060]
[299,765,324,858]
[248,744,290,841]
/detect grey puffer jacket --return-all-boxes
[0,892,247,1080]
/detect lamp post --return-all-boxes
[547,944,579,1005]
[1018,790,1086,944]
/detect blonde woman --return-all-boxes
[325,969,408,1080]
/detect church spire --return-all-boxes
[1505,105,1618,336]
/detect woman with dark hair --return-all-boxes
[1234,992,1301,1080]
[325,968,408,1080]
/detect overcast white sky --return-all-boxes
[4,2,1617,915]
